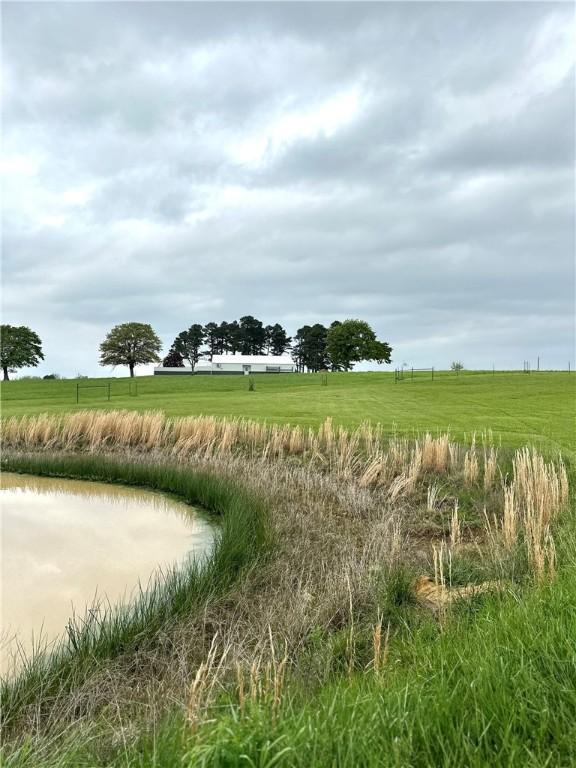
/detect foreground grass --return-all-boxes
[8,564,576,767]
[2,371,574,455]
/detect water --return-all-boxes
[0,472,216,674]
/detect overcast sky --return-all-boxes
[2,1,574,377]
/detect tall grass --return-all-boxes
[8,562,576,767]
[1,416,571,765]
[0,453,271,735]
[179,564,576,768]
[0,412,519,495]
[1,412,466,473]
[494,447,569,580]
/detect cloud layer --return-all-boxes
[2,2,574,375]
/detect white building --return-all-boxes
[154,354,296,376]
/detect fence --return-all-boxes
[76,381,138,403]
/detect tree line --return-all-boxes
[164,316,391,373]
[164,316,292,371]
[0,318,392,379]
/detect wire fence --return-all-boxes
[1,363,573,404]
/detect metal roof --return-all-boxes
[212,354,294,365]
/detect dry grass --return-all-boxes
[490,448,569,581]
[483,446,499,490]
[1,412,571,749]
[464,442,479,486]
[1,413,463,497]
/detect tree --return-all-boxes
[0,325,44,381]
[203,322,219,361]
[326,319,392,371]
[215,322,230,355]
[293,324,329,372]
[225,320,242,354]
[451,361,464,372]
[99,322,161,377]
[162,348,185,367]
[265,323,292,356]
[239,315,267,355]
[172,325,205,371]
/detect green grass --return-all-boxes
[2,371,575,455]
[160,570,576,768]
[8,556,576,767]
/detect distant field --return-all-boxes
[2,370,574,455]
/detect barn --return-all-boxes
[154,354,296,376]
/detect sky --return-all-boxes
[2,1,574,377]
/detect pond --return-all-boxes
[1,472,216,675]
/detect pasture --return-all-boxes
[2,370,574,454]
[1,369,575,767]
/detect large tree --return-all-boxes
[99,322,162,377]
[225,320,242,354]
[214,322,230,355]
[264,323,292,356]
[293,324,329,372]
[172,325,205,370]
[239,315,267,355]
[203,322,219,360]
[0,325,44,380]
[326,319,392,371]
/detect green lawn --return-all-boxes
[2,371,574,454]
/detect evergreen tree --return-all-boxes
[215,322,230,355]
[265,323,292,356]
[203,322,219,360]
[293,324,329,372]
[239,315,267,355]
[162,348,185,367]
[226,320,242,353]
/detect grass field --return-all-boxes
[1,370,575,766]
[2,370,574,455]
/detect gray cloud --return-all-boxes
[2,2,574,376]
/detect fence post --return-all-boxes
[107,382,111,401]
[432,367,434,381]
[76,383,79,404]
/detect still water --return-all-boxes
[1,472,215,674]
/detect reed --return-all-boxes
[426,483,441,511]
[483,446,499,490]
[464,445,479,486]
[450,501,461,547]
[501,485,518,550]
[0,413,461,490]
